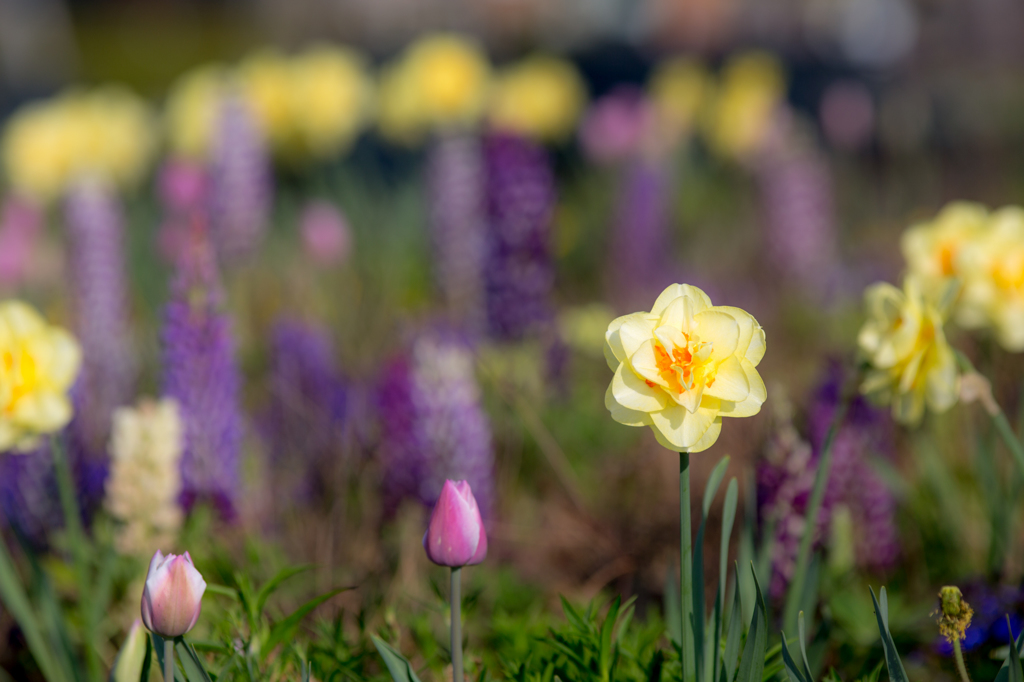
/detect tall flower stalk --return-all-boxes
[66,176,135,498]
[428,133,487,332]
[161,224,243,517]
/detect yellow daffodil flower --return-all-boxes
[649,57,712,141]
[2,87,155,202]
[165,65,232,160]
[901,201,988,299]
[957,206,1024,351]
[858,277,959,425]
[705,51,785,160]
[0,301,82,453]
[488,55,586,143]
[604,284,766,452]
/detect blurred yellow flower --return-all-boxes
[377,33,491,142]
[705,51,785,160]
[858,277,959,425]
[649,57,712,140]
[237,48,293,150]
[957,206,1024,351]
[604,284,766,452]
[288,44,374,159]
[165,65,232,160]
[106,398,184,556]
[2,87,155,202]
[0,300,82,452]
[488,55,586,143]
[901,201,988,298]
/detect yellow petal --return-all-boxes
[705,355,750,402]
[659,295,694,334]
[650,284,712,316]
[617,313,658,361]
[0,301,46,338]
[683,417,722,453]
[717,359,766,417]
[714,306,764,365]
[605,384,648,427]
[630,339,668,389]
[925,343,958,412]
[693,310,740,361]
[612,364,668,412]
[648,404,718,450]
[45,329,83,390]
[11,391,73,432]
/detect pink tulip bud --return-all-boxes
[423,480,488,567]
[141,550,207,637]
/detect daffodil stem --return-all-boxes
[782,395,851,635]
[952,639,971,682]
[165,637,174,682]
[51,435,101,681]
[991,409,1024,480]
[680,451,695,682]
[451,567,463,682]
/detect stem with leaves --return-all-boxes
[951,640,970,682]
[451,567,463,682]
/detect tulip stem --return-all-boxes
[451,567,463,682]
[781,391,851,635]
[165,637,174,681]
[680,451,695,682]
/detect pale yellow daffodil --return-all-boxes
[488,55,587,143]
[858,276,959,425]
[957,206,1024,351]
[604,284,766,452]
[901,201,989,300]
[0,301,82,452]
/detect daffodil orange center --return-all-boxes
[647,333,714,396]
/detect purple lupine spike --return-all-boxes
[265,318,347,502]
[377,331,494,521]
[207,93,271,263]
[161,223,242,518]
[758,365,899,598]
[809,364,899,573]
[756,117,840,293]
[0,193,43,289]
[608,159,675,311]
[428,133,487,332]
[0,443,62,548]
[483,132,556,342]
[65,177,135,506]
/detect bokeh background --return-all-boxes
[3,0,1024,679]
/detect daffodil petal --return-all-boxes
[705,355,750,402]
[612,364,668,412]
[629,339,667,389]
[605,384,648,427]
[649,404,717,450]
[651,284,712,316]
[617,313,659,360]
[693,309,740,361]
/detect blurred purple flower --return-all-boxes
[0,194,42,288]
[0,443,61,548]
[428,132,487,332]
[161,224,242,518]
[376,331,494,521]
[66,177,135,481]
[483,132,556,342]
[579,87,654,165]
[756,118,840,293]
[159,158,208,215]
[265,318,347,502]
[300,200,352,267]
[607,159,675,310]
[208,93,272,263]
[759,365,898,598]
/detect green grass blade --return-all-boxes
[720,479,738,605]
[263,588,348,660]
[722,564,743,682]
[255,565,314,616]
[735,564,767,682]
[372,635,424,682]
[694,513,707,682]
[780,633,808,682]
[665,564,682,647]
[703,457,731,516]
[797,612,814,682]
[868,587,909,682]
[175,638,213,682]
[997,617,1024,682]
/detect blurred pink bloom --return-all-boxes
[158,159,208,214]
[423,480,487,567]
[0,195,43,287]
[141,550,207,637]
[579,87,655,164]
[820,81,875,151]
[300,201,351,266]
